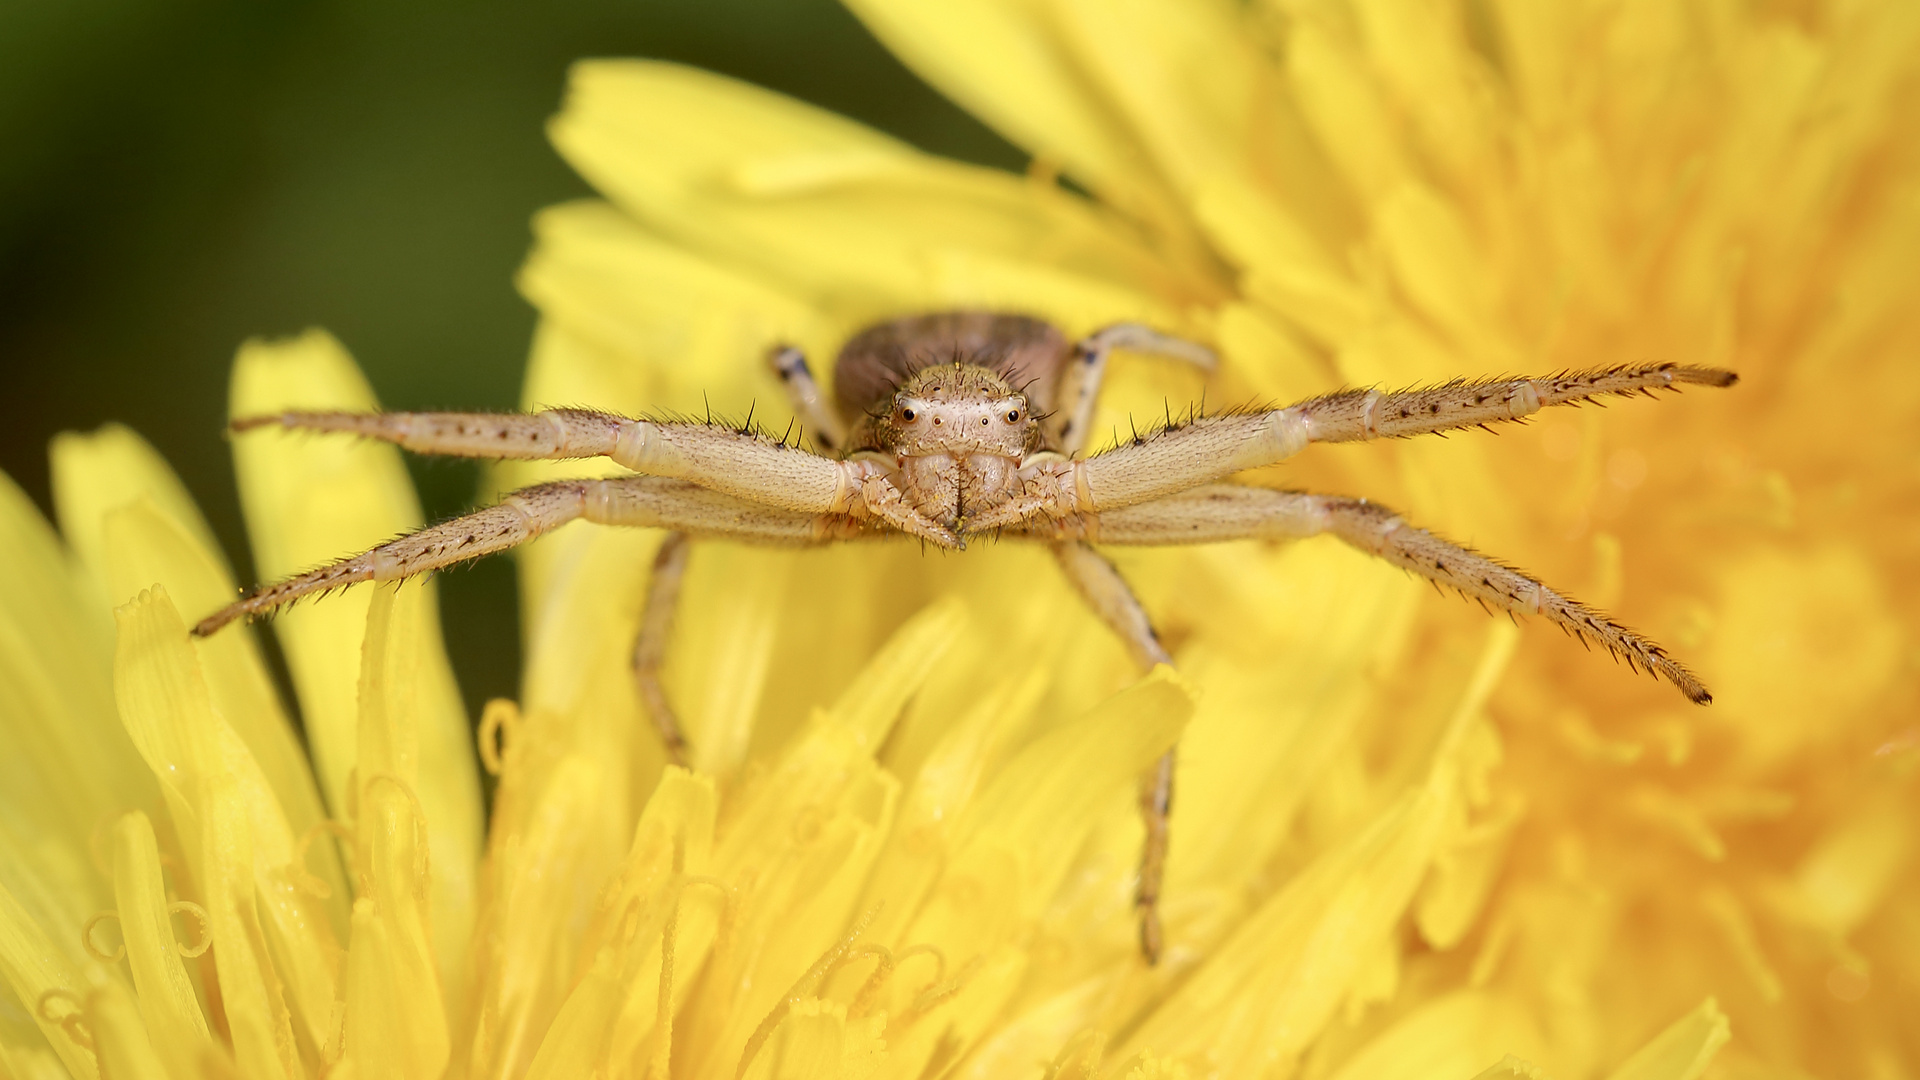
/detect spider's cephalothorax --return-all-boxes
[831,314,1060,531]
[862,363,1038,530]
[196,310,1737,964]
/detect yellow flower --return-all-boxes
[0,4,1911,1080]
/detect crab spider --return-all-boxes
[195,311,1735,963]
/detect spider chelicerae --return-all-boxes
[195,310,1735,962]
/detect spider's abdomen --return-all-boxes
[832,312,1067,420]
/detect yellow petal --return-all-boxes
[1374,183,1513,367]
[596,769,720,1073]
[51,422,221,640]
[823,596,966,753]
[685,737,899,1075]
[1469,1055,1554,1080]
[1286,16,1410,207]
[900,666,1192,963]
[98,492,349,925]
[1708,544,1903,766]
[1415,788,1524,951]
[1348,0,1498,187]
[1047,0,1255,196]
[1599,1000,1729,1080]
[856,662,1049,957]
[340,797,445,1080]
[1325,991,1547,1080]
[468,751,628,1080]
[356,584,430,787]
[517,952,625,1080]
[102,518,345,1054]
[1121,626,1513,1071]
[1125,779,1451,1070]
[517,769,719,1079]
[0,880,95,1080]
[548,61,1203,324]
[515,201,827,418]
[1194,180,1360,341]
[1159,542,1416,909]
[666,546,797,776]
[83,973,168,1080]
[0,470,154,911]
[340,585,452,1078]
[1791,794,1912,939]
[112,587,299,1079]
[841,0,1183,230]
[737,998,884,1080]
[109,811,213,1075]
[228,330,482,996]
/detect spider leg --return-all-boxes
[193,476,830,636]
[768,344,849,453]
[1290,365,1736,444]
[969,363,1735,530]
[1050,324,1217,456]
[633,532,693,767]
[1071,484,1712,704]
[230,407,959,546]
[1051,540,1175,965]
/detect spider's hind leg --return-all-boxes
[633,531,693,767]
[1052,540,1176,965]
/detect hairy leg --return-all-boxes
[633,532,693,767]
[1050,324,1218,456]
[769,345,849,453]
[1073,485,1711,703]
[971,363,1736,530]
[194,476,827,636]
[233,408,959,546]
[1052,540,1176,964]
[1293,365,1736,444]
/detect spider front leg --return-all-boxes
[232,406,960,546]
[1052,540,1177,964]
[1077,484,1712,703]
[968,362,1736,533]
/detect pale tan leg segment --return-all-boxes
[194,479,593,636]
[769,345,848,453]
[632,532,692,767]
[1292,363,1737,444]
[975,363,1737,530]
[1050,324,1218,456]
[1084,485,1712,704]
[231,407,630,458]
[1051,540,1175,964]
[1136,750,1174,964]
[233,407,884,521]
[194,476,825,637]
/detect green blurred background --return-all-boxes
[0,0,1023,718]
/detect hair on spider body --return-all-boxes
[197,309,1735,963]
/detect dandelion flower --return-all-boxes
[2,3,1914,1080]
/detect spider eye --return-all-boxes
[1005,409,1022,423]
[900,407,917,422]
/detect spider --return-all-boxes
[194,311,1736,963]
